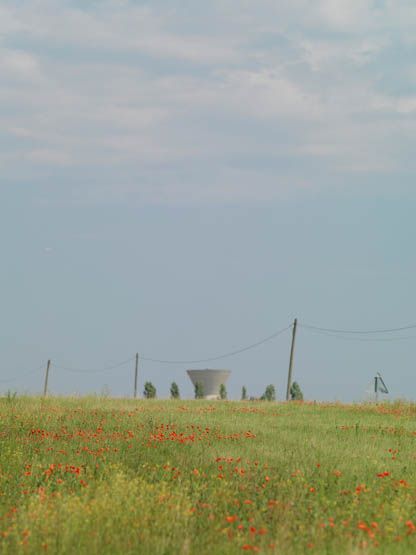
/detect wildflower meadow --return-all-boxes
[0,397,415,554]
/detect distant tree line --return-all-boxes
[140,380,303,401]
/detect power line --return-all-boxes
[27,325,293,374]
[300,322,416,335]
[4,317,416,380]
[53,356,136,374]
[300,327,416,343]
[140,324,292,364]
[0,364,45,384]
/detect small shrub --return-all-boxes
[261,384,276,401]
[143,381,156,399]
[194,382,204,399]
[290,381,304,401]
[170,382,180,400]
[219,384,227,400]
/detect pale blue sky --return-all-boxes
[1,1,416,400]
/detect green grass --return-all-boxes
[0,397,415,554]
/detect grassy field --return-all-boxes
[0,397,415,554]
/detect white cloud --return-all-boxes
[317,0,376,30]
[27,149,72,166]
[0,49,40,78]
[220,68,322,120]
[0,0,415,201]
[0,5,23,36]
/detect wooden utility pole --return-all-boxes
[134,353,139,399]
[43,360,51,397]
[286,319,298,401]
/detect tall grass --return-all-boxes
[0,397,415,554]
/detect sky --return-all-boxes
[1,0,416,401]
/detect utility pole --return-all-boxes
[374,375,379,403]
[134,353,139,399]
[43,360,51,397]
[286,319,298,401]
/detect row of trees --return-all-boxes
[143,381,304,400]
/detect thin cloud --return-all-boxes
[0,0,415,202]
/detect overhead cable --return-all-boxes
[300,327,416,343]
[0,364,45,383]
[140,324,292,364]
[53,356,136,374]
[300,322,416,335]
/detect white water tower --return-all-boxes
[187,369,231,400]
